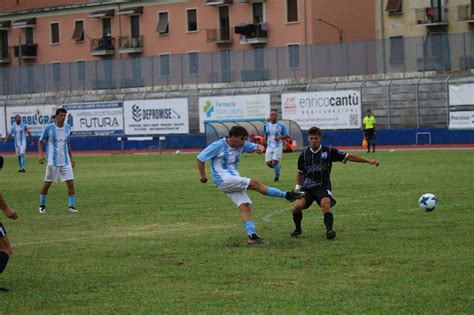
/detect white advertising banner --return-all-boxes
[0,106,5,138]
[449,84,474,106]
[6,105,57,136]
[449,111,474,129]
[198,94,271,132]
[124,99,189,135]
[281,90,362,130]
[64,102,123,135]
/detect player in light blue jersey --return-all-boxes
[4,115,33,173]
[264,110,289,182]
[197,126,304,244]
[38,108,77,214]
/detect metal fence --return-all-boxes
[2,31,474,95]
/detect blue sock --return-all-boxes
[68,195,76,208]
[40,195,47,206]
[20,154,25,169]
[244,220,256,236]
[274,164,281,178]
[266,187,286,198]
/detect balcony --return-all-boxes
[0,51,10,64]
[235,23,268,45]
[206,28,233,44]
[415,7,448,26]
[13,44,37,59]
[206,0,233,5]
[458,4,474,22]
[118,36,143,54]
[90,37,115,57]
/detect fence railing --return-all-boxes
[2,31,474,95]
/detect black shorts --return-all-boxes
[365,128,375,140]
[301,188,336,210]
[0,223,6,237]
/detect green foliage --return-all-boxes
[0,150,473,313]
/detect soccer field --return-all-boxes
[0,150,473,313]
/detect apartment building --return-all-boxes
[0,0,375,68]
[377,0,474,71]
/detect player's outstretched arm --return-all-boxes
[197,159,207,183]
[0,193,18,220]
[347,154,380,167]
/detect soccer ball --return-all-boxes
[175,150,181,155]
[418,193,437,212]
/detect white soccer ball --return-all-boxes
[418,193,437,212]
[175,150,181,155]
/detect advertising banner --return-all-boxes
[281,90,362,130]
[64,102,123,135]
[449,84,474,106]
[6,105,57,136]
[449,111,474,129]
[0,106,5,138]
[198,94,271,132]
[123,99,189,135]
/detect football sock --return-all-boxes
[17,156,21,168]
[20,154,25,169]
[244,220,256,236]
[68,195,76,208]
[0,252,9,273]
[274,164,281,178]
[293,212,303,231]
[40,195,47,206]
[324,212,334,232]
[266,187,286,198]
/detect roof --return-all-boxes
[0,0,124,15]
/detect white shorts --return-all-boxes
[44,164,74,183]
[265,146,283,162]
[217,175,252,207]
[15,143,26,155]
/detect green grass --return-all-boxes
[0,150,473,314]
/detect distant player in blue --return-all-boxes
[264,110,289,182]
[4,115,33,172]
[197,126,304,244]
[38,108,77,214]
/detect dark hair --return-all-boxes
[229,126,249,138]
[366,109,372,113]
[56,108,67,115]
[307,127,322,137]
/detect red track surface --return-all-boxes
[1,144,473,156]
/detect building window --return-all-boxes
[52,62,61,84]
[50,22,60,44]
[389,36,404,64]
[186,9,198,32]
[130,15,140,39]
[160,54,170,76]
[288,44,300,69]
[286,0,298,23]
[188,52,199,75]
[252,3,264,24]
[0,30,8,59]
[156,12,169,35]
[386,0,403,14]
[25,27,34,44]
[72,20,85,42]
[76,60,86,82]
[102,18,112,37]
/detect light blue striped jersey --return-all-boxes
[264,122,288,149]
[197,138,257,186]
[8,123,29,147]
[39,123,72,166]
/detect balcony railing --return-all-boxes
[206,28,233,44]
[13,44,37,59]
[458,4,474,22]
[90,37,115,56]
[415,7,448,26]
[0,49,10,63]
[118,36,144,54]
[235,23,268,44]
